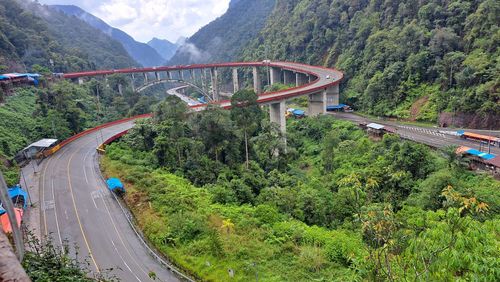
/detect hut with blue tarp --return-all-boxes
[0,185,28,215]
[106,178,125,194]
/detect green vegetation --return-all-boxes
[0,0,137,73]
[0,76,159,186]
[102,93,499,281]
[242,0,499,125]
[23,234,115,281]
[168,0,276,64]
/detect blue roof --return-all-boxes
[106,178,125,192]
[456,130,465,136]
[293,109,305,115]
[327,104,348,110]
[0,185,28,214]
[0,75,8,80]
[465,149,496,160]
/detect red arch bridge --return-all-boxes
[63,61,343,133]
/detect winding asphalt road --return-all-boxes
[330,112,500,155]
[40,121,181,282]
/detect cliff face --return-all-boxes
[439,112,500,130]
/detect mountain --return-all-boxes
[241,0,500,129]
[147,38,178,62]
[51,5,165,67]
[0,0,137,72]
[168,0,276,65]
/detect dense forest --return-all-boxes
[168,0,276,65]
[0,0,137,73]
[242,0,499,128]
[102,91,499,281]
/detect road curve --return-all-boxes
[40,121,182,282]
[64,61,343,109]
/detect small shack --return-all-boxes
[366,123,385,137]
[456,146,497,171]
[21,138,58,159]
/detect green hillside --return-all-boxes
[168,0,276,64]
[0,0,137,73]
[242,0,499,127]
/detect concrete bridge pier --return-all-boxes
[155,72,160,81]
[308,91,326,116]
[210,68,219,101]
[78,77,84,85]
[269,100,286,133]
[167,71,172,80]
[130,73,136,91]
[283,70,295,85]
[179,70,184,81]
[270,67,281,85]
[232,68,239,93]
[325,84,340,106]
[143,73,149,84]
[118,83,123,96]
[296,73,308,86]
[253,67,262,94]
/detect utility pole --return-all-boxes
[0,171,24,261]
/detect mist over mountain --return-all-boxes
[168,0,276,65]
[0,0,137,72]
[51,4,165,67]
[147,38,178,62]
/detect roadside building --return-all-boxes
[20,138,58,159]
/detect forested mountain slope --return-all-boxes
[242,0,499,128]
[0,0,137,73]
[51,5,165,67]
[147,37,178,62]
[168,0,276,64]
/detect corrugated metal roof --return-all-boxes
[23,139,58,150]
[367,123,385,130]
[463,132,500,142]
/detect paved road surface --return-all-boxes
[40,121,182,282]
[330,112,500,156]
[167,86,201,106]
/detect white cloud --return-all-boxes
[38,0,231,42]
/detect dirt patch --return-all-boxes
[439,112,500,129]
[409,96,429,121]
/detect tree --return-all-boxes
[230,89,262,168]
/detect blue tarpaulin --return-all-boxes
[327,104,348,110]
[292,109,305,116]
[465,149,496,160]
[0,185,28,215]
[106,178,125,193]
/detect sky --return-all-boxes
[38,0,231,43]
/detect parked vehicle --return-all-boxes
[106,178,126,196]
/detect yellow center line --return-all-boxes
[67,148,101,273]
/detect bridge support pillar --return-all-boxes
[253,66,262,94]
[308,91,326,117]
[130,74,135,91]
[179,70,184,81]
[210,68,219,101]
[190,70,195,81]
[118,83,123,96]
[296,73,308,87]
[283,70,294,85]
[143,73,148,84]
[167,71,171,80]
[232,68,239,93]
[325,84,340,106]
[155,72,160,81]
[78,77,84,85]
[270,67,281,85]
[269,100,286,133]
